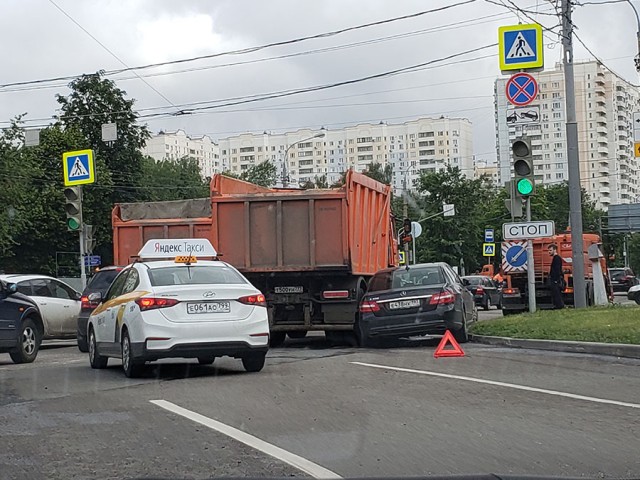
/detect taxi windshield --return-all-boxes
[148,266,247,286]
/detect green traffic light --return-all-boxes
[67,218,81,231]
[516,178,534,196]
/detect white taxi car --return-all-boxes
[87,239,269,377]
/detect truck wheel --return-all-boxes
[9,318,40,364]
[269,332,286,347]
[287,331,307,339]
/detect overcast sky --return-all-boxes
[1,0,639,164]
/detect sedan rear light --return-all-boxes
[238,294,267,307]
[502,288,520,295]
[359,300,380,312]
[135,297,180,311]
[81,295,100,310]
[323,290,350,299]
[429,291,456,305]
[475,287,484,295]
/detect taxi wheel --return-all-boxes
[242,353,266,373]
[121,331,144,378]
[89,328,108,369]
[197,356,215,365]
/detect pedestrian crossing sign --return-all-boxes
[63,149,95,186]
[483,243,496,257]
[498,23,544,72]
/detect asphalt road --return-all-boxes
[2,332,640,479]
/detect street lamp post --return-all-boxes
[627,0,640,72]
[281,133,325,188]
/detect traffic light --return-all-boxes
[63,186,83,232]
[400,218,412,246]
[512,137,535,197]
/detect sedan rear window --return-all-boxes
[86,270,120,292]
[368,266,444,292]
[148,266,247,286]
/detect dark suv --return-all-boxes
[609,267,639,293]
[0,279,44,363]
[76,266,123,352]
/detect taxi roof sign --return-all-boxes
[138,239,217,259]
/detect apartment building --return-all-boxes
[218,117,474,192]
[495,60,640,210]
[474,161,500,187]
[142,129,220,178]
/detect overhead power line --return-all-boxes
[1,0,478,91]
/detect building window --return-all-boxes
[553,102,561,108]
[231,148,237,154]
[357,137,373,143]
[553,113,561,119]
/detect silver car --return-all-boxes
[0,275,81,339]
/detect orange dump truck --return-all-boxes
[500,232,611,314]
[112,171,398,344]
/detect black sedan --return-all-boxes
[358,262,476,347]
[608,267,638,293]
[76,266,122,352]
[462,275,502,310]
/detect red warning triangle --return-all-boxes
[434,330,465,358]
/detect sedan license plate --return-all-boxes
[187,301,231,314]
[274,286,303,294]
[389,299,421,310]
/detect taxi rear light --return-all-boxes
[323,290,350,299]
[503,288,519,295]
[238,294,267,307]
[359,300,380,312]
[136,297,180,311]
[429,291,456,305]
[250,332,269,337]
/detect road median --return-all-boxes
[470,305,640,359]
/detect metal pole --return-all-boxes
[403,173,409,262]
[412,236,417,265]
[624,235,629,268]
[78,186,87,290]
[562,0,587,308]
[526,198,536,313]
[626,0,640,71]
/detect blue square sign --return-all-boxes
[62,149,95,186]
[485,228,494,243]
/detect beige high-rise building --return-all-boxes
[495,60,640,210]
[142,129,220,178]
[474,161,500,187]
[218,117,474,192]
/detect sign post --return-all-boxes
[525,200,536,313]
[62,149,96,289]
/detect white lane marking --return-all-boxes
[352,361,640,410]
[150,399,341,479]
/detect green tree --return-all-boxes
[413,166,498,272]
[314,174,329,188]
[55,72,150,203]
[239,161,277,187]
[139,157,209,202]
[362,162,393,185]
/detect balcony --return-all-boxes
[597,137,609,145]
[617,149,629,158]
[599,186,611,194]
[599,166,609,175]
[596,105,607,115]
[597,146,609,154]
[599,157,609,165]
[600,196,611,205]
[618,130,628,138]
[596,126,608,135]
[600,175,610,185]
[595,85,606,95]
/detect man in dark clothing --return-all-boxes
[548,244,565,309]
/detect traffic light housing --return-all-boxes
[63,186,83,232]
[504,180,524,218]
[512,137,535,197]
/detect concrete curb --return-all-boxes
[469,334,640,359]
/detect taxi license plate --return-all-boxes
[187,301,231,314]
[274,286,303,294]
[389,299,421,310]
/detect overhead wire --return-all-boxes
[47,0,179,110]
